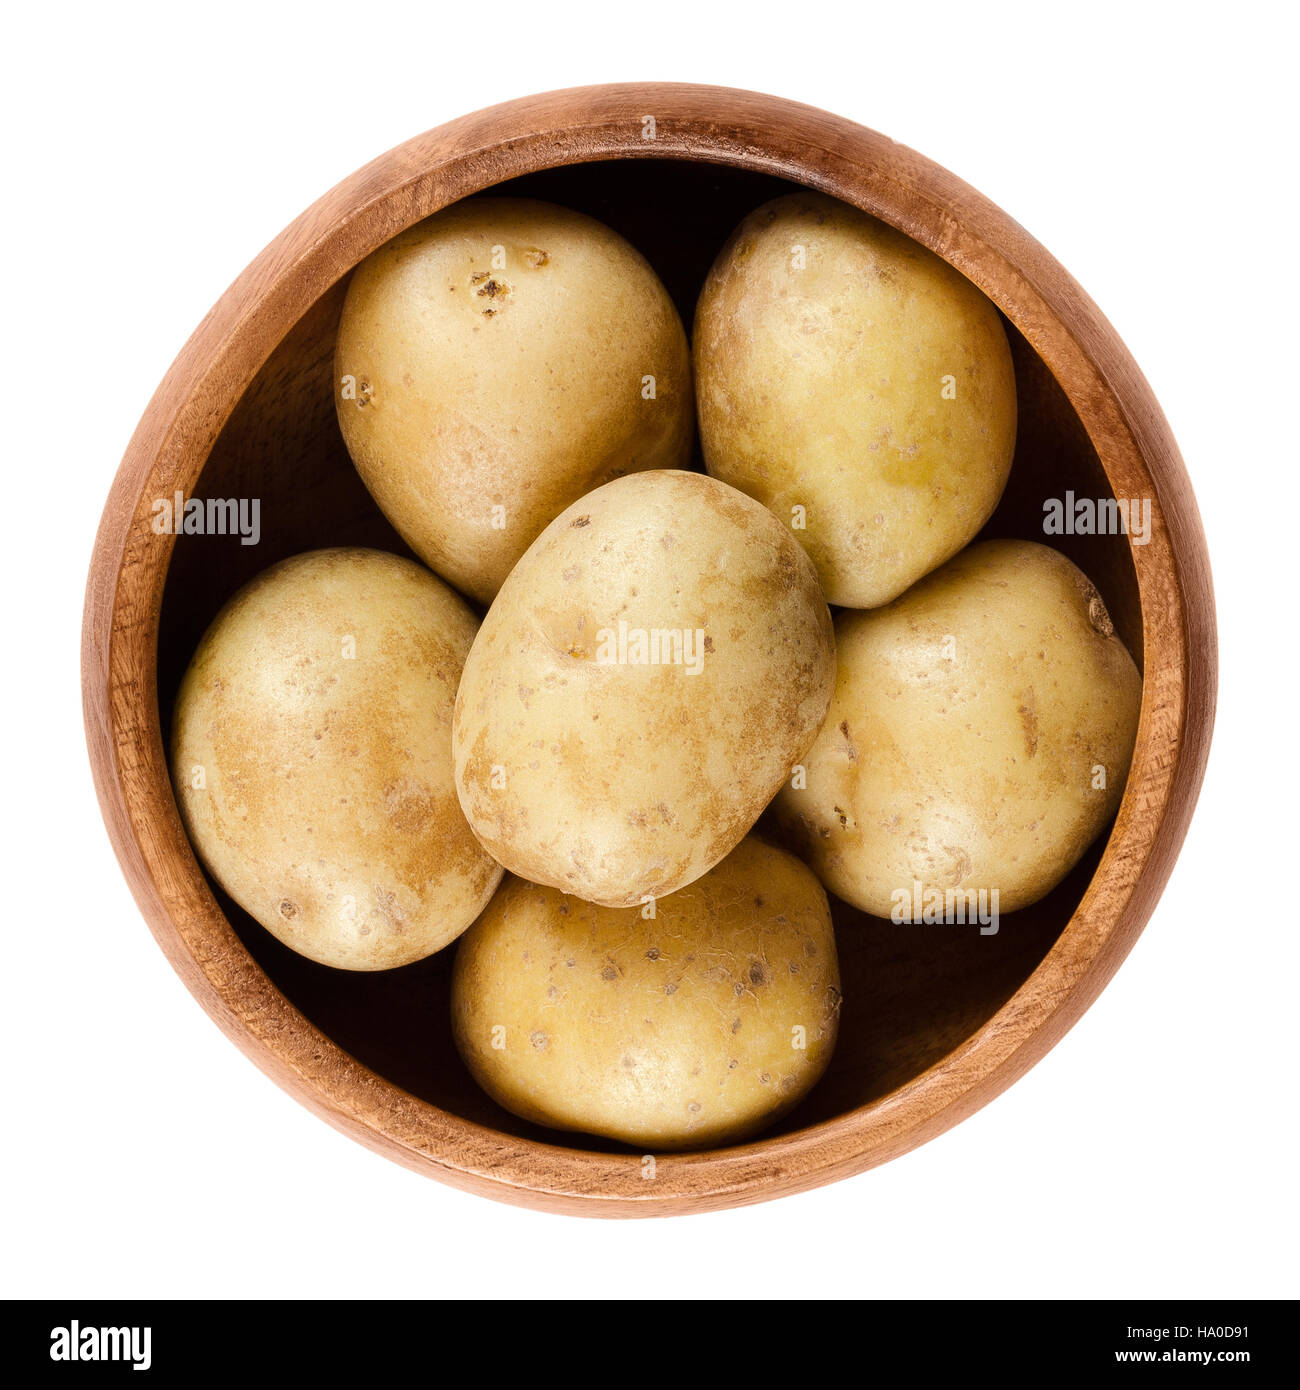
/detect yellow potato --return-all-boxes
[171,548,502,970]
[695,191,1017,608]
[453,470,836,908]
[772,540,1141,917]
[452,837,841,1149]
[335,197,693,603]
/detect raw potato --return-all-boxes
[453,470,837,908]
[335,197,694,604]
[452,838,841,1149]
[171,548,503,970]
[695,192,1018,608]
[772,540,1141,917]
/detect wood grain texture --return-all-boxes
[82,84,1217,1217]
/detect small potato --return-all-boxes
[772,540,1141,917]
[695,192,1017,608]
[171,548,503,970]
[335,197,693,603]
[453,470,836,908]
[451,837,841,1149]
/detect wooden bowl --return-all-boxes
[82,84,1216,1216]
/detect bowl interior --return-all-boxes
[156,157,1142,1154]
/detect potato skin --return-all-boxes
[334,197,693,604]
[772,540,1142,916]
[171,548,503,970]
[453,470,837,908]
[452,838,841,1149]
[695,192,1017,608]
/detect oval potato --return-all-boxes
[171,548,503,969]
[335,197,693,603]
[695,191,1017,608]
[772,540,1141,916]
[452,837,841,1149]
[453,470,837,908]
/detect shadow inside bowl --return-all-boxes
[156,157,1142,1154]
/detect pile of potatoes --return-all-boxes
[171,191,1141,1151]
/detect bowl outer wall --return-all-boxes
[81,83,1217,1216]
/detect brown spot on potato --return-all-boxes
[372,887,405,931]
[941,845,973,886]
[1088,593,1115,637]
[1017,691,1039,758]
[382,778,435,833]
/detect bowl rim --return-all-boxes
[82,81,1217,1217]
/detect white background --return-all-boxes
[4,1,1295,1300]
